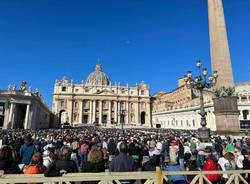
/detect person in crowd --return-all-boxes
[81,148,105,184]
[196,138,206,169]
[164,162,187,184]
[169,140,178,165]
[218,152,235,184]
[108,138,117,157]
[185,157,198,184]
[44,146,78,177]
[226,138,235,153]
[178,141,185,169]
[80,140,89,164]
[20,134,36,166]
[202,147,220,184]
[234,147,245,169]
[110,142,135,172]
[43,147,56,168]
[0,145,21,174]
[24,152,46,174]
[141,156,157,184]
[110,142,136,184]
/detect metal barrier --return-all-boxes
[0,168,249,184]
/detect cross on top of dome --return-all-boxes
[95,64,102,71]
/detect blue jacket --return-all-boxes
[164,165,186,182]
[20,143,35,165]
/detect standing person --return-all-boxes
[196,138,206,169]
[80,141,89,164]
[178,141,185,169]
[202,147,220,184]
[20,134,36,167]
[169,140,178,165]
[44,146,78,177]
[218,152,235,184]
[149,139,156,157]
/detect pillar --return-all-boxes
[67,99,73,124]
[99,101,103,125]
[137,102,141,125]
[24,104,30,129]
[117,101,120,124]
[79,100,83,124]
[126,101,129,124]
[108,101,112,126]
[114,101,118,123]
[89,100,93,124]
[8,103,14,129]
[93,101,96,124]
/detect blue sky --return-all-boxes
[0,0,249,108]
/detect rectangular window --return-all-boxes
[141,90,144,95]
[62,87,66,92]
[243,110,249,120]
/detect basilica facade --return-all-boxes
[52,64,151,127]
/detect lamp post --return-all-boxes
[120,110,126,135]
[185,60,218,142]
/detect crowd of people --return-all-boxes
[0,127,250,184]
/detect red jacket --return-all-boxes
[202,158,221,182]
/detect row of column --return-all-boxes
[3,102,31,129]
[65,99,151,126]
[79,100,119,125]
[76,100,145,125]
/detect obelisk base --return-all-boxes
[213,96,240,134]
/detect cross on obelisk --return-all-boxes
[208,0,234,89]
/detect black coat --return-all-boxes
[81,161,105,184]
[0,159,21,174]
[44,160,78,177]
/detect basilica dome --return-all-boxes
[85,64,111,86]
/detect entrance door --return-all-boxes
[141,112,146,125]
[0,103,4,127]
[14,104,27,129]
[103,115,107,125]
[83,115,88,124]
[59,110,66,124]
[95,117,99,124]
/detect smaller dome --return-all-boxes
[85,64,111,86]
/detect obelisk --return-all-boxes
[208,0,240,134]
[208,0,234,88]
